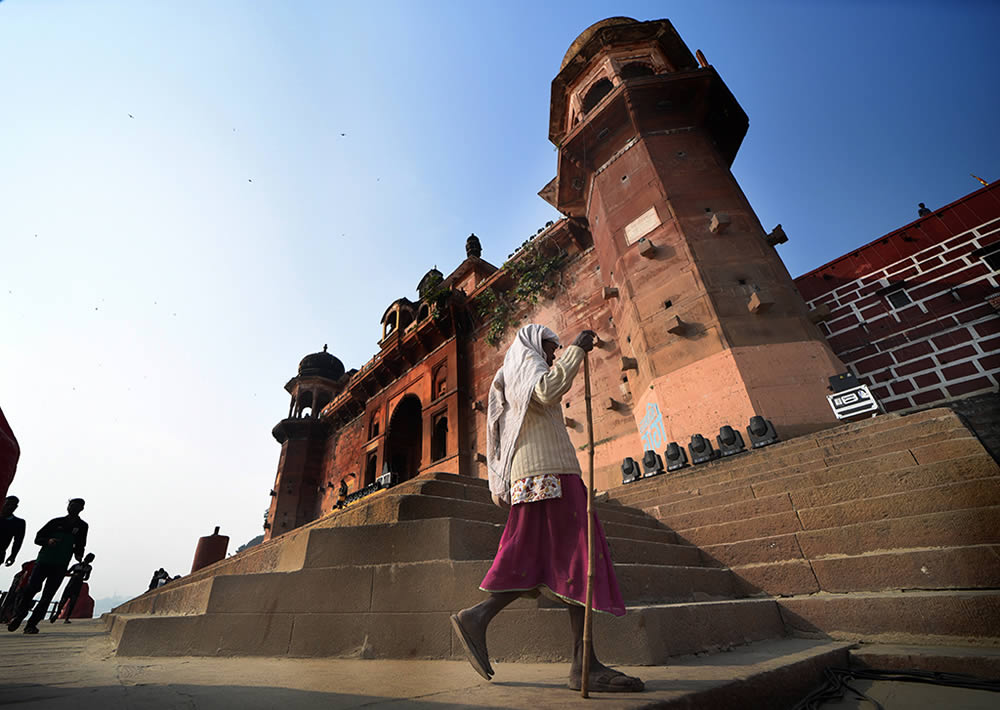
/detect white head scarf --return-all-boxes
[486,324,560,502]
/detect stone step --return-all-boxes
[676,510,803,547]
[654,492,793,533]
[608,537,705,567]
[849,643,1000,678]
[700,533,804,568]
[755,438,987,499]
[688,505,1000,574]
[120,555,739,619]
[796,478,1000,531]
[114,513,706,619]
[610,419,979,510]
[620,446,922,512]
[809,545,1000,594]
[788,454,1000,510]
[296,517,701,569]
[778,589,1000,645]
[731,559,820,597]
[609,408,952,498]
[643,442,991,531]
[413,476,661,528]
[796,505,1000,558]
[664,476,1000,541]
[728,541,1000,599]
[601,518,678,545]
[110,597,787,663]
[609,410,969,506]
[208,560,739,616]
[643,456,1000,533]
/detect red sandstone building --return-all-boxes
[795,183,1000,413]
[263,17,851,540]
[263,18,998,542]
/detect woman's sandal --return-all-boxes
[450,614,494,680]
[568,668,645,692]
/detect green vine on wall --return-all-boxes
[475,240,565,347]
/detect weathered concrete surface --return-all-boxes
[0,620,857,709]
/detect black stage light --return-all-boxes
[747,416,779,448]
[716,425,747,457]
[664,442,688,471]
[621,457,641,484]
[828,372,860,393]
[642,449,665,477]
[688,434,719,465]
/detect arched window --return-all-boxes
[431,414,448,462]
[582,77,613,114]
[369,413,380,439]
[399,308,414,331]
[418,304,430,321]
[384,312,397,337]
[620,62,655,80]
[365,453,378,487]
[297,391,314,418]
[432,364,448,400]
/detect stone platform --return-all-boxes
[5,622,1000,709]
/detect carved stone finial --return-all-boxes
[466,233,482,258]
[323,344,328,352]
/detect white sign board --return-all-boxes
[827,385,879,420]
[624,207,661,245]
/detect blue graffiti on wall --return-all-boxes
[638,402,666,452]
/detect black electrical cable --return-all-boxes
[792,666,1000,710]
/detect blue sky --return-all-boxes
[2,1,997,604]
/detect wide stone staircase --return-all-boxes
[606,406,1000,647]
[104,406,999,706]
[108,473,791,663]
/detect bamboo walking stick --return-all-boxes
[581,347,595,698]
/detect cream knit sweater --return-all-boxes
[509,344,584,484]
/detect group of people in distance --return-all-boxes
[1,495,94,634]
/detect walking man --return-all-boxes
[52,552,95,623]
[7,498,89,634]
[1,495,25,567]
[451,325,643,692]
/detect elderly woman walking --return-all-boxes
[451,324,644,693]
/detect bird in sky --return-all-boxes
[128,114,134,119]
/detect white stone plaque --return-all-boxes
[625,207,661,245]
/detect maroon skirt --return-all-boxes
[479,474,626,617]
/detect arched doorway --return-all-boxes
[385,395,422,482]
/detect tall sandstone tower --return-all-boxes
[542,17,843,444]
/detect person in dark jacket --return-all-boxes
[7,498,88,634]
[1,496,25,566]
[52,552,95,623]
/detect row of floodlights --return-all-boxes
[621,416,778,484]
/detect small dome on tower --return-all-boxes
[561,17,639,70]
[417,268,444,298]
[298,345,345,380]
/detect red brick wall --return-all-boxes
[795,184,1000,412]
